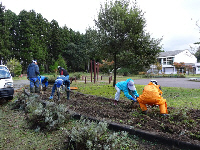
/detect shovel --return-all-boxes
[39,76,43,91]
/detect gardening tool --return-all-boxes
[70,87,78,90]
[57,86,61,101]
[39,76,43,91]
[67,90,70,100]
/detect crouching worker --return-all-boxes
[114,79,139,105]
[49,76,70,101]
[137,80,168,116]
[38,76,48,91]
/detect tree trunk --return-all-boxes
[113,54,117,87]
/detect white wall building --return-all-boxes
[149,50,198,74]
[195,63,200,74]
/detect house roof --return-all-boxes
[159,50,185,57]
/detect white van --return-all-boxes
[0,65,14,100]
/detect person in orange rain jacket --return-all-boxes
[137,80,168,116]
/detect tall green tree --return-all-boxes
[31,13,49,72]
[194,22,200,61]
[46,20,62,67]
[15,10,49,72]
[4,9,18,60]
[16,10,34,69]
[95,0,162,86]
[63,30,87,72]
[85,28,103,72]
[0,3,11,64]
[194,46,200,61]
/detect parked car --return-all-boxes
[0,65,14,100]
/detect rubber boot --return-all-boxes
[35,86,40,93]
[30,87,34,93]
[43,86,46,91]
[57,91,60,101]
[67,91,70,100]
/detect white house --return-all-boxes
[195,63,200,74]
[149,49,198,74]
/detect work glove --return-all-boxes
[49,96,53,99]
[130,97,137,102]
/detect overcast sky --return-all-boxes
[1,0,200,52]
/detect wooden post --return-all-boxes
[90,60,92,82]
[94,60,96,83]
[109,77,111,84]
[97,62,99,81]
[85,76,87,84]
[101,76,102,80]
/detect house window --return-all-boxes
[167,57,174,65]
[198,66,200,71]
[158,58,162,64]
[163,58,166,65]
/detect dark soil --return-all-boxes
[37,85,200,149]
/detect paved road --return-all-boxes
[134,78,200,89]
[13,78,200,90]
[13,79,29,91]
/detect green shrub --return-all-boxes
[65,118,133,150]
[47,75,57,83]
[6,58,22,77]
[70,73,81,80]
[49,61,59,73]
[39,65,45,74]
[25,95,69,131]
[178,74,186,78]
[116,68,130,76]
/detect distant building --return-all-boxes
[148,50,198,74]
[194,63,200,74]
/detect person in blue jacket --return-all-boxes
[114,79,139,105]
[49,75,70,101]
[27,60,40,93]
[38,76,48,91]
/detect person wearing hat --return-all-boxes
[137,80,168,116]
[114,79,139,105]
[49,75,70,101]
[27,60,40,93]
[58,66,69,81]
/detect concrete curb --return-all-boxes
[72,113,200,150]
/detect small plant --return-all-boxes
[65,118,135,150]
[136,123,142,128]
[25,95,70,131]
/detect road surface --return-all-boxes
[13,78,200,91]
[134,78,200,89]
